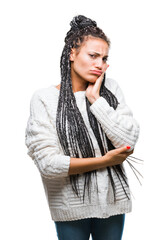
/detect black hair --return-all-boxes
[56,15,130,203]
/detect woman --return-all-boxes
[25,15,140,240]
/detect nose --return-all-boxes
[95,58,104,70]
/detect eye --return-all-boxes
[103,57,108,62]
[89,54,96,58]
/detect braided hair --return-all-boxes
[56,15,130,203]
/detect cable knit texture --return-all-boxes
[25,78,140,222]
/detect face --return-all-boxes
[70,37,109,84]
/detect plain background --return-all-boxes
[0,0,165,239]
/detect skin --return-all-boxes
[56,36,133,174]
[56,36,109,104]
[70,36,109,104]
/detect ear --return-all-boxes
[70,48,76,61]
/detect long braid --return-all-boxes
[56,15,130,203]
[86,76,130,201]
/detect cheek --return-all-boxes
[75,56,92,73]
[80,55,92,68]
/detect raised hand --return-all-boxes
[85,64,109,104]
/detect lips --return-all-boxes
[90,70,103,76]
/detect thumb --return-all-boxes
[115,146,131,154]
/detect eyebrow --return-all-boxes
[90,51,109,58]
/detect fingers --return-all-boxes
[104,64,109,72]
[128,149,134,155]
[115,146,132,154]
[120,149,134,158]
[94,64,109,90]
[101,64,109,78]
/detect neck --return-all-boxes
[71,67,88,93]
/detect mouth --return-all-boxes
[90,70,103,76]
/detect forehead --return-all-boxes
[80,37,109,53]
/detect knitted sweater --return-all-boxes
[25,78,140,222]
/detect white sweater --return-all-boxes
[25,78,140,222]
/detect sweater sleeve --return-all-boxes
[89,78,140,150]
[25,91,70,179]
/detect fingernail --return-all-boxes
[127,146,131,149]
[105,65,109,72]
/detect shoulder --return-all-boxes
[104,78,120,94]
[30,85,59,105]
[104,77,126,104]
[29,86,59,119]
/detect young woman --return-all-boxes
[25,15,140,240]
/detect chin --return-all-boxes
[86,75,98,83]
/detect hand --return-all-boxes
[85,64,109,104]
[102,146,134,167]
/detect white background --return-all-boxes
[0,0,165,239]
